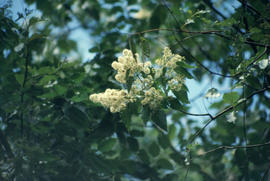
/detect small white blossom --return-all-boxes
[184,158,190,166]
[226,111,237,123]
[185,18,195,25]
[44,80,58,88]
[14,43,24,52]
[258,58,269,69]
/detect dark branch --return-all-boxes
[176,39,234,78]
[20,35,30,137]
[125,28,270,49]
[198,141,270,156]
[188,86,270,144]
[177,108,213,119]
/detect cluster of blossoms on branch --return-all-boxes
[89,47,186,113]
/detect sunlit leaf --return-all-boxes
[223,92,240,104]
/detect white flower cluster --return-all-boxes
[141,87,163,109]
[89,47,186,113]
[155,47,185,91]
[89,89,130,113]
[111,49,137,83]
[111,49,152,83]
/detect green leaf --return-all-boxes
[38,75,56,85]
[169,153,183,165]
[151,110,167,131]
[217,17,237,26]
[148,142,160,157]
[246,76,261,89]
[157,158,173,170]
[54,85,67,96]
[138,149,150,164]
[29,33,45,42]
[15,74,24,86]
[168,124,176,141]
[64,105,89,128]
[130,129,144,137]
[89,46,99,53]
[141,106,151,123]
[127,137,139,152]
[128,0,136,5]
[173,90,190,104]
[38,153,58,162]
[125,70,134,92]
[149,5,167,29]
[38,66,55,74]
[174,66,193,79]
[168,97,182,110]
[158,134,170,149]
[70,93,88,102]
[98,138,117,152]
[223,91,240,104]
[121,102,138,127]
[176,61,196,69]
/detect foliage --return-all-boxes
[1,0,270,180]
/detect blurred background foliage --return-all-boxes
[1,0,270,180]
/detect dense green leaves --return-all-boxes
[148,142,160,157]
[149,5,167,29]
[157,158,173,170]
[1,0,270,180]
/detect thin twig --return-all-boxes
[176,39,234,78]
[183,164,190,181]
[125,27,270,49]
[242,83,250,181]
[20,40,30,137]
[177,109,213,119]
[237,0,270,24]
[198,141,270,156]
[188,86,270,144]
[126,28,223,36]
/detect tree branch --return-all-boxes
[188,86,270,144]
[242,84,250,181]
[237,0,270,24]
[125,28,270,49]
[177,109,213,119]
[198,141,270,156]
[20,36,30,137]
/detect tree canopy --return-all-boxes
[1,0,270,180]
